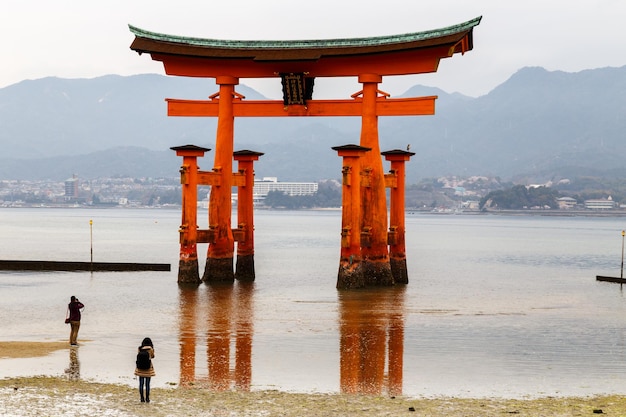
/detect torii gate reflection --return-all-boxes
[129,17,481,289]
[339,286,406,395]
[178,284,406,395]
[179,283,254,390]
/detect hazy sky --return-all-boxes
[2,0,624,98]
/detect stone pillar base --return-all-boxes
[235,254,255,281]
[203,257,234,283]
[362,259,394,286]
[178,259,200,284]
[390,257,408,284]
[336,260,365,289]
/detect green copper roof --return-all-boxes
[128,16,481,50]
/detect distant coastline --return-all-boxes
[4,204,626,218]
[408,209,626,218]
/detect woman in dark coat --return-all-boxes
[134,337,155,403]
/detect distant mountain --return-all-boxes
[1,67,626,182]
[379,66,626,182]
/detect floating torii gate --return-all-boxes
[129,17,481,288]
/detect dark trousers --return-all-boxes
[69,321,80,344]
[139,376,151,402]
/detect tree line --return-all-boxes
[480,185,560,210]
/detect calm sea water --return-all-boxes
[1,208,626,398]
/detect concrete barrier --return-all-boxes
[0,260,170,272]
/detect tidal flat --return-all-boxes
[1,376,625,417]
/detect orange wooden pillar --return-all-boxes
[204,76,238,283]
[233,150,263,282]
[171,144,210,284]
[383,149,415,284]
[358,74,393,286]
[333,144,370,289]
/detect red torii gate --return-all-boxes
[129,17,481,288]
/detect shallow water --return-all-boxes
[1,208,626,398]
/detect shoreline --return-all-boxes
[3,205,626,218]
[1,376,625,416]
[409,209,626,217]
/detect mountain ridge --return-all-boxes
[1,66,625,182]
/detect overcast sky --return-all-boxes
[2,0,624,99]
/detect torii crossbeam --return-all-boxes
[129,17,481,287]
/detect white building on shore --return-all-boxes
[584,196,616,210]
[197,177,319,208]
[253,177,318,197]
[250,177,318,205]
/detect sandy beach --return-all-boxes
[1,342,626,415]
[0,376,625,417]
[2,339,626,416]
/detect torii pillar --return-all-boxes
[358,74,394,286]
[383,149,415,284]
[204,76,238,283]
[333,144,371,289]
[171,144,210,284]
[233,150,264,281]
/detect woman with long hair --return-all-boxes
[134,337,155,403]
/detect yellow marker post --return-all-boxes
[90,220,93,272]
[619,230,626,278]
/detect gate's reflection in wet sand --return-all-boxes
[179,282,405,393]
[339,286,406,395]
[179,282,254,390]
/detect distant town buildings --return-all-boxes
[0,176,180,207]
[253,177,318,196]
[220,177,319,207]
[1,174,626,213]
[64,175,79,200]
[252,177,318,205]
[557,197,577,209]
[584,196,616,210]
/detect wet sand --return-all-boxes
[1,376,626,416]
[0,341,69,359]
[1,342,625,416]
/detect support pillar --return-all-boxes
[204,76,239,283]
[358,74,393,286]
[383,149,415,284]
[171,145,210,284]
[233,150,263,281]
[332,144,371,289]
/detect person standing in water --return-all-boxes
[67,296,84,346]
[134,337,155,403]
